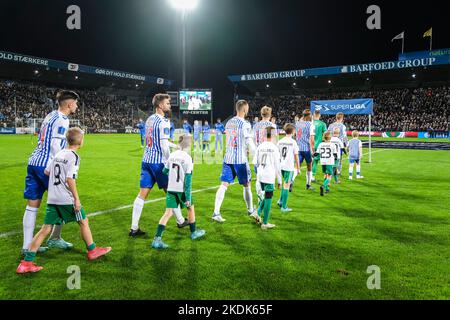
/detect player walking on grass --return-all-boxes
[152,134,206,249]
[295,110,316,191]
[312,110,327,182]
[348,131,364,180]
[202,120,211,153]
[22,90,80,255]
[215,118,225,152]
[315,131,338,196]
[212,100,257,223]
[137,119,146,148]
[17,128,112,274]
[193,120,202,151]
[277,124,300,212]
[129,94,188,237]
[328,113,348,176]
[253,106,277,202]
[253,127,281,229]
[330,127,345,184]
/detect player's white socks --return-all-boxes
[131,196,145,231]
[243,186,254,213]
[173,206,185,224]
[356,165,361,176]
[349,165,354,178]
[214,185,227,215]
[23,206,38,250]
[49,224,63,240]
[306,171,312,186]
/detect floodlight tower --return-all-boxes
[169,0,199,89]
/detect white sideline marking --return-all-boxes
[0,150,389,239]
[0,184,231,239]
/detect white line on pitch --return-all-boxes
[0,183,232,239]
[0,150,388,239]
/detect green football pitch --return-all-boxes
[0,134,449,300]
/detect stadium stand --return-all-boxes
[247,86,449,132]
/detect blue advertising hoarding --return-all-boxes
[0,50,173,86]
[311,99,374,115]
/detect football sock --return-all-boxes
[131,196,145,231]
[214,185,227,215]
[332,168,338,182]
[23,206,38,250]
[312,160,318,176]
[357,165,361,176]
[24,251,36,262]
[155,224,166,238]
[49,224,63,240]
[281,188,289,209]
[263,199,272,225]
[243,186,254,213]
[87,242,96,251]
[349,165,353,177]
[323,178,330,190]
[189,222,196,233]
[258,197,265,216]
[173,206,185,225]
[306,171,312,186]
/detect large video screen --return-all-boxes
[179,90,212,111]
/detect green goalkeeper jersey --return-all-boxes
[314,120,327,149]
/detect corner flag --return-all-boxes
[423,27,433,51]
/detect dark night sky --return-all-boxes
[0,0,449,118]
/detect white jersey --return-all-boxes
[166,150,193,193]
[317,142,338,166]
[278,136,299,172]
[143,114,170,164]
[45,149,80,205]
[254,120,277,146]
[253,141,281,184]
[28,110,70,167]
[330,137,344,160]
[224,116,253,164]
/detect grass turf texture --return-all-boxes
[0,134,449,300]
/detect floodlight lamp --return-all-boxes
[169,0,199,10]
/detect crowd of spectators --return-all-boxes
[247,87,449,132]
[1,79,449,133]
[0,80,149,131]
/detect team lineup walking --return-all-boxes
[16,92,365,273]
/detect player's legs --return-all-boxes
[152,207,173,249]
[305,153,314,190]
[261,184,275,229]
[280,171,294,211]
[237,164,255,215]
[356,160,363,179]
[77,217,112,260]
[213,163,235,222]
[349,160,355,180]
[17,224,52,273]
[28,224,52,253]
[187,205,206,240]
[22,165,49,252]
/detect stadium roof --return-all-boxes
[0,50,173,93]
[229,48,450,94]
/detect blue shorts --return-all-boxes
[221,163,251,185]
[299,151,312,165]
[140,162,168,190]
[24,165,49,200]
[349,158,360,165]
[194,135,200,141]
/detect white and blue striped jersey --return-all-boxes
[295,121,315,152]
[254,120,277,146]
[142,114,170,164]
[328,122,348,146]
[28,111,70,167]
[223,117,253,164]
[348,138,362,160]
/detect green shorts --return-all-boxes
[166,191,193,209]
[260,183,275,193]
[44,204,86,225]
[322,165,333,175]
[281,170,294,184]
